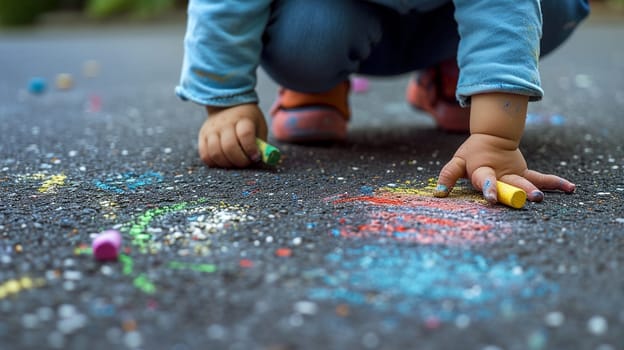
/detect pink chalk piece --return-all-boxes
[351,77,370,93]
[88,94,102,113]
[92,230,122,261]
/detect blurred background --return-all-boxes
[0,0,622,27]
[0,0,188,26]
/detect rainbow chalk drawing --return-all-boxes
[313,179,557,322]
[255,138,281,166]
[330,179,511,245]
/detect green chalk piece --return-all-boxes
[255,138,281,166]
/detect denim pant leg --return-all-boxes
[261,0,383,93]
[358,2,459,76]
[260,0,460,92]
[541,0,590,56]
[260,0,589,93]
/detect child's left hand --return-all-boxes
[434,92,576,204]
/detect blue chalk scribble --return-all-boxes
[307,244,558,322]
[93,171,163,194]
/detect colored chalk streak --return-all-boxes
[38,174,67,193]
[168,261,216,273]
[133,274,156,294]
[333,192,510,244]
[126,200,204,250]
[380,178,486,203]
[0,277,45,299]
[118,198,250,294]
[93,171,163,194]
[307,245,558,321]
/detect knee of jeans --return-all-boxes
[261,1,380,92]
[541,0,590,56]
[261,42,348,92]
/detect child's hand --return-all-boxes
[435,133,575,203]
[434,93,576,203]
[198,103,268,168]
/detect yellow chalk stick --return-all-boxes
[496,181,527,209]
[56,73,73,90]
[255,138,281,166]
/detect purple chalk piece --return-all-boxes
[351,77,370,93]
[92,230,122,261]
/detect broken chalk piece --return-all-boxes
[496,181,527,209]
[55,73,73,90]
[28,77,47,95]
[351,77,370,93]
[92,229,122,261]
[255,138,281,166]
[83,59,100,78]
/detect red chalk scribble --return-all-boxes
[334,194,486,215]
[239,259,254,268]
[275,248,293,257]
[331,192,510,244]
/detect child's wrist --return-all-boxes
[469,92,528,145]
[468,132,521,152]
[205,103,258,116]
[206,105,228,115]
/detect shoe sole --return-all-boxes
[271,107,347,143]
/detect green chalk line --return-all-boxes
[119,254,133,275]
[168,261,217,273]
[133,274,156,294]
[74,247,92,255]
[117,198,209,294]
[125,198,208,250]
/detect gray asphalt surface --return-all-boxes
[0,14,623,350]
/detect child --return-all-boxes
[176,0,588,204]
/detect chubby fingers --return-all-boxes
[198,120,259,168]
[220,127,253,168]
[434,157,466,197]
[499,174,544,202]
[236,119,261,163]
[523,169,576,193]
[471,167,498,204]
[199,131,232,168]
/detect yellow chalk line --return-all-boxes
[0,277,46,299]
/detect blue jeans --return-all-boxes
[260,0,590,94]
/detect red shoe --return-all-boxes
[270,81,350,143]
[406,59,470,133]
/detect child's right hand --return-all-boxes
[198,103,268,168]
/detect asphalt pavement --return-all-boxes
[0,13,623,350]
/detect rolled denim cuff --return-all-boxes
[456,82,543,107]
[175,85,258,107]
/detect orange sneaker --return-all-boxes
[270,81,350,143]
[406,59,470,133]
